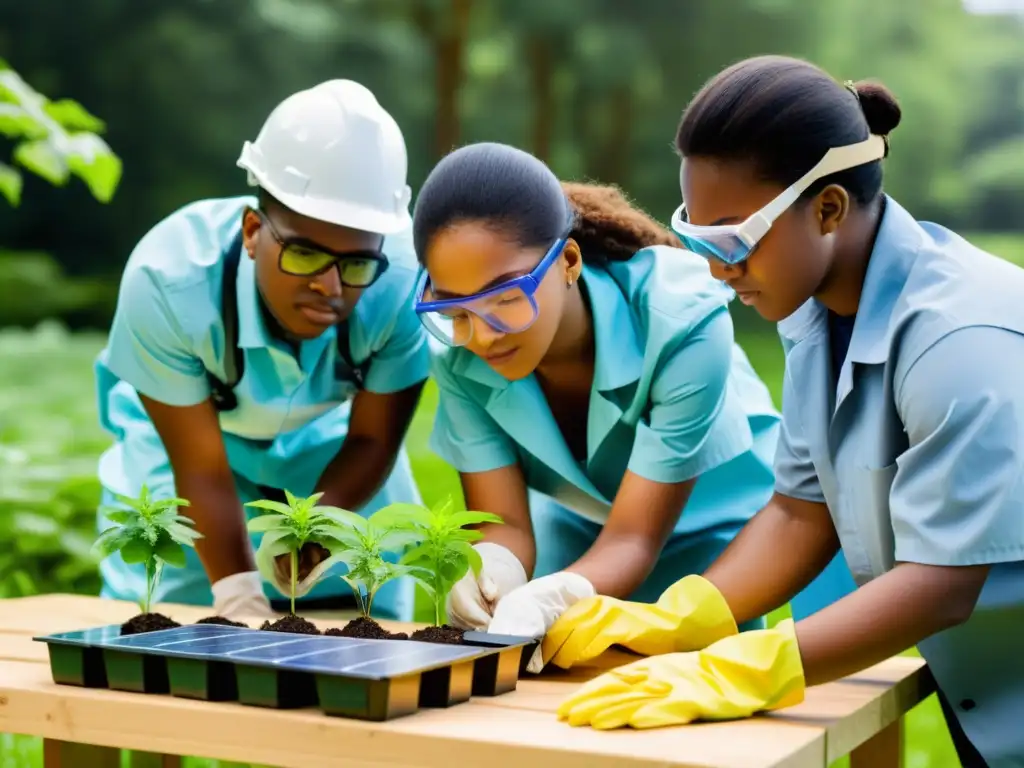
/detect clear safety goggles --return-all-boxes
[670,134,888,265]
[414,233,569,347]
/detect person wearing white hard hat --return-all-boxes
[92,80,427,622]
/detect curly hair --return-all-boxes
[412,142,680,265]
[562,181,681,262]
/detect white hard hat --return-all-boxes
[237,79,412,234]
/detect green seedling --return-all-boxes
[245,490,350,615]
[383,497,504,626]
[327,504,426,617]
[92,485,201,614]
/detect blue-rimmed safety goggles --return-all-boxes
[670,135,888,265]
[414,232,569,347]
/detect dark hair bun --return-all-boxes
[853,80,902,136]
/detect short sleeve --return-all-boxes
[627,308,752,484]
[363,275,430,394]
[891,325,1024,566]
[427,350,517,473]
[103,266,210,407]
[773,365,827,503]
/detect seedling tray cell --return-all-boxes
[34,623,536,720]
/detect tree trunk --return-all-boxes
[433,0,472,158]
[598,84,632,184]
[529,36,555,162]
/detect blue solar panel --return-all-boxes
[41,623,500,679]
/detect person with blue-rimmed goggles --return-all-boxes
[409,141,852,676]
[553,55,1024,768]
[414,220,571,349]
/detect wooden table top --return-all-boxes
[0,593,934,768]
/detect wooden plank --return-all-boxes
[0,660,826,768]
[0,593,411,636]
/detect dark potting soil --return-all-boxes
[195,616,249,628]
[120,612,181,635]
[409,625,466,645]
[325,616,409,640]
[259,614,321,635]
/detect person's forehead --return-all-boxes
[680,157,779,222]
[425,223,541,292]
[270,208,381,251]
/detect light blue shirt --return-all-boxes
[92,196,428,617]
[429,245,780,538]
[775,195,1024,767]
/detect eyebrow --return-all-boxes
[431,270,528,299]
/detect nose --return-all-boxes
[310,264,342,297]
[707,258,740,283]
[470,314,505,347]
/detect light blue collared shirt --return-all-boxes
[775,195,1024,767]
[429,245,780,537]
[92,196,428,617]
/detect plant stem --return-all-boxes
[290,550,297,615]
[366,590,375,618]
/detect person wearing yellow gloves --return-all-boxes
[548,55,1024,768]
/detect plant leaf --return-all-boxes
[155,536,187,568]
[91,526,134,560]
[43,98,106,132]
[448,510,505,528]
[247,514,285,533]
[120,536,152,565]
[244,499,294,516]
[399,543,433,567]
[100,509,136,525]
[376,528,425,551]
[0,104,46,140]
[14,139,68,186]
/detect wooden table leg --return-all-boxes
[43,739,120,768]
[850,718,903,768]
[128,751,184,768]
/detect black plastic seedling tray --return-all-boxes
[34,624,537,721]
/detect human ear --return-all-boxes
[816,185,850,236]
[562,239,583,285]
[241,207,262,260]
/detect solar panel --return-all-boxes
[35,621,538,721]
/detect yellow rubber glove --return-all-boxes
[541,575,738,669]
[556,618,805,730]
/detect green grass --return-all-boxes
[0,323,961,767]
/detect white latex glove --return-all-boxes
[446,542,528,630]
[211,571,275,621]
[487,571,596,673]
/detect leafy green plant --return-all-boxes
[327,504,426,617]
[92,485,201,614]
[245,490,350,615]
[385,497,504,626]
[0,59,121,206]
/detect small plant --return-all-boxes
[385,497,504,627]
[327,504,425,618]
[92,485,201,616]
[245,490,350,616]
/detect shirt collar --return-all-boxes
[778,194,923,364]
[452,262,644,392]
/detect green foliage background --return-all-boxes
[4,0,1024,764]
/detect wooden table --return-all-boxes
[0,594,934,768]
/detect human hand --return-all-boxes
[541,574,738,670]
[486,571,596,673]
[446,542,529,630]
[557,618,805,729]
[210,570,275,620]
[271,542,337,599]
